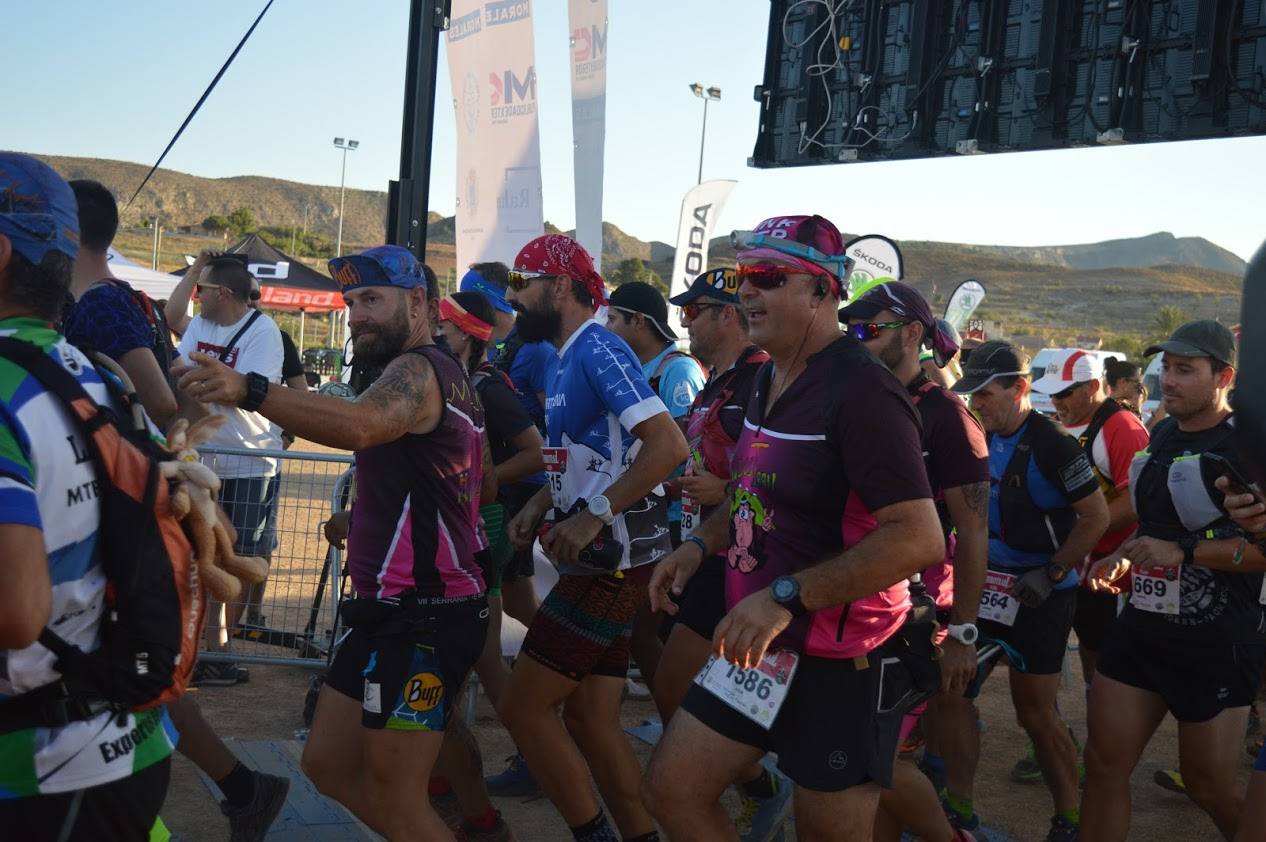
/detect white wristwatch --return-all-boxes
[587,494,615,525]
[947,623,979,646]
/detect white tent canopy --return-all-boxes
[105,247,182,300]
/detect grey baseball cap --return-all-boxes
[1144,320,1236,366]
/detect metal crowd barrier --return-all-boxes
[196,445,354,668]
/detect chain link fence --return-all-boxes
[196,445,354,668]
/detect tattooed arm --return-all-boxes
[943,480,990,625]
[177,349,441,451]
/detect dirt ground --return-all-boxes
[166,443,1249,840]
[163,649,1252,842]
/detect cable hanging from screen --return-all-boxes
[124,0,276,212]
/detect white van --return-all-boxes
[1141,355,1162,422]
[1029,348,1130,417]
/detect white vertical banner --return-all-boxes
[568,0,608,269]
[669,179,737,300]
[446,0,545,269]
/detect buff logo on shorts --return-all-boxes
[404,672,444,712]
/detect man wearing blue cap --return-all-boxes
[0,152,178,839]
[182,245,495,841]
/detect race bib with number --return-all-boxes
[979,570,1021,626]
[680,494,700,538]
[695,649,800,729]
[541,447,567,506]
[1131,566,1180,615]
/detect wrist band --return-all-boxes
[682,535,708,558]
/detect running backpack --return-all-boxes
[99,278,178,375]
[0,338,203,721]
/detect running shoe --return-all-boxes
[457,811,518,841]
[1154,768,1186,793]
[193,661,243,687]
[736,768,792,842]
[432,789,464,830]
[1046,815,1079,842]
[942,796,980,834]
[220,772,290,842]
[485,753,542,799]
[624,677,652,700]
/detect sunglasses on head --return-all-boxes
[847,320,911,341]
[681,302,725,321]
[508,270,557,291]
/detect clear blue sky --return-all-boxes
[6,0,1263,260]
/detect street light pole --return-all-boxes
[332,138,359,257]
[689,83,722,185]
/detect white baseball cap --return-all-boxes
[1031,350,1104,395]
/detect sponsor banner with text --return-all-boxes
[568,0,608,269]
[669,180,737,302]
[446,0,545,268]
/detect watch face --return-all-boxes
[773,578,795,600]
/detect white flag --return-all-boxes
[568,0,607,269]
[669,180,737,300]
[446,0,545,269]
[944,279,987,331]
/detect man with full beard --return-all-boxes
[179,245,490,841]
[500,234,688,842]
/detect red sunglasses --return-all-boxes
[735,265,792,290]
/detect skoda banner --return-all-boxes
[944,279,987,331]
[669,179,737,301]
[568,0,607,269]
[844,234,904,300]
[446,0,545,269]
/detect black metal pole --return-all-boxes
[1235,239,1266,487]
[388,0,451,260]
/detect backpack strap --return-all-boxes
[650,349,705,388]
[218,310,263,365]
[1077,398,1124,458]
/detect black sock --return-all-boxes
[570,812,619,842]
[740,768,777,799]
[216,762,256,808]
[623,833,661,842]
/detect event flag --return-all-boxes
[446,0,545,269]
[568,0,608,270]
[944,279,987,331]
[669,179,737,301]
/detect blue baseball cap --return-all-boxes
[0,153,79,266]
[460,267,513,314]
[329,245,427,292]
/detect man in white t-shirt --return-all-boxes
[175,256,283,685]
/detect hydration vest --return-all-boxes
[1129,416,1237,538]
[992,412,1080,554]
[1076,398,1127,499]
[649,348,706,399]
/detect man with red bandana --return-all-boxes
[643,216,945,840]
[500,235,688,842]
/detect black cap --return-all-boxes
[838,281,936,333]
[608,281,678,340]
[1144,319,1236,366]
[669,268,740,307]
[950,340,1031,394]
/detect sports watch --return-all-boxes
[587,494,615,525]
[770,575,808,617]
[947,623,979,646]
[1045,562,1070,583]
[1179,533,1199,565]
[240,372,270,412]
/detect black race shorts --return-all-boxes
[326,597,488,730]
[977,585,1075,677]
[671,555,727,640]
[1073,587,1120,652]
[681,652,900,792]
[1096,621,1266,723]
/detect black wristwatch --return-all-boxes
[1046,563,1070,583]
[240,372,270,412]
[1178,533,1199,565]
[770,575,808,618]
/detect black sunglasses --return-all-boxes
[847,320,911,342]
[1051,382,1086,400]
